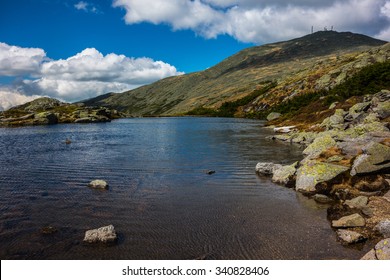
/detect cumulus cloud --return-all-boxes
[0,89,42,111]
[0,43,183,108]
[0,42,47,76]
[113,0,390,43]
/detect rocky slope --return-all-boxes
[257,90,390,259]
[0,97,122,127]
[84,31,387,116]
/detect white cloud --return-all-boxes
[74,1,100,13]
[0,43,184,106]
[113,0,390,43]
[0,89,43,111]
[0,43,47,76]
[74,1,88,11]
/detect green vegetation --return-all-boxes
[324,60,390,104]
[185,81,276,117]
[258,61,390,119]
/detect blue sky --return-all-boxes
[1,0,390,110]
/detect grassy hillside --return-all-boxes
[84,31,387,117]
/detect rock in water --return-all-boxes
[332,213,366,228]
[88,180,109,190]
[375,238,390,260]
[337,229,366,244]
[83,225,117,243]
[271,162,297,186]
[255,162,282,176]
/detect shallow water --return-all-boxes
[0,117,371,259]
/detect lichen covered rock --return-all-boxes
[296,161,349,193]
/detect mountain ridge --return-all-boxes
[83,31,387,116]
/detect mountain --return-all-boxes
[84,31,388,117]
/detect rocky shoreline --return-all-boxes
[0,97,123,127]
[257,90,390,260]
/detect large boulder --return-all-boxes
[83,225,117,243]
[255,162,282,176]
[303,135,337,157]
[375,238,390,260]
[295,161,349,193]
[350,142,390,176]
[331,213,365,228]
[361,238,390,260]
[272,162,298,186]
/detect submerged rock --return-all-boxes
[337,229,366,244]
[83,225,117,243]
[88,180,109,190]
[332,213,365,228]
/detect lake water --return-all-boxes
[0,117,371,259]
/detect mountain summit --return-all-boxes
[84,31,387,116]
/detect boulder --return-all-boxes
[361,249,377,260]
[375,238,390,260]
[344,196,368,209]
[375,220,390,238]
[272,162,298,185]
[348,102,370,119]
[313,194,334,204]
[373,101,390,119]
[349,122,389,137]
[331,213,365,228]
[255,162,282,176]
[350,142,390,176]
[34,112,58,125]
[83,225,117,243]
[337,229,366,244]
[295,161,349,194]
[329,109,346,129]
[267,112,281,121]
[303,135,337,157]
[88,180,109,190]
